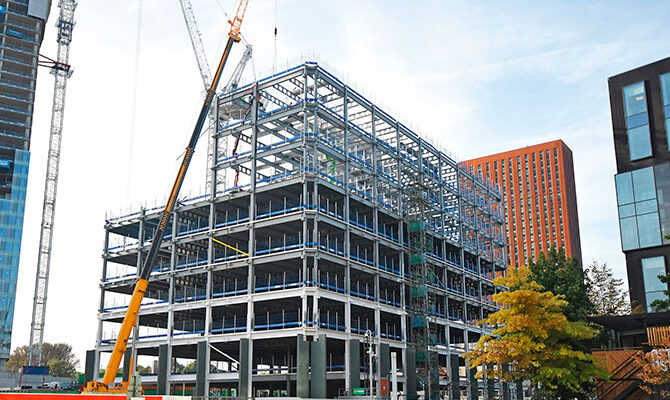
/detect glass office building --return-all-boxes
[0,0,51,365]
[608,57,670,312]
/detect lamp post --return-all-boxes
[365,330,374,398]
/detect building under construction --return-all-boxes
[90,62,512,399]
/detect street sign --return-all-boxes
[352,388,366,396]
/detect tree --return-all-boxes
[528,246,594,322]
[649,236,670,312]
[172,361,196,374]
[465,265,606,399]
[5,343,79,375]
[184,361,196,374]
[136,365,152,375]
[649,273,670,312]
[636,337,670,396]
[5,346,29,373]
[42,343,79,370]
[587,261,630,316]
[47,359,77,378]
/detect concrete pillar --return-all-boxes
[515,381,523,400]
[84,350,95,385]
[391,352,398,400]
[195,340,207,397]
[122,347,132,382]
[450,354,460,400]
[349,338,361,390]
[406,347,416,400]
[502,365,510,400]
[238,338,250,399]
[469,367,478,400]
[379,343,390,378]
[297,334,310,398]
[310,335,327,398]
[487,374,495,399]
[157,344,168,395]
[377,343,390,397]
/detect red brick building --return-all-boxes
[464,140,582,267]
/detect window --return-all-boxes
[628,125,653,160]
[615,173,633,205]
[615,166,662,250]
[655,163,670,244]
[661,73,670,149]
[625,82,648,116]
[623,82,652,160]
[632,167,656,200]
[642,256,667,312]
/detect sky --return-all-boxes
[10,0,670,368]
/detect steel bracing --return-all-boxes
[28,0,77,367]
[95,62,508,398]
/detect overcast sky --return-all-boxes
[10,0,670,367]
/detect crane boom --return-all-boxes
[27,0,77,367]
[85,0,250,392]
[179,0,252,193]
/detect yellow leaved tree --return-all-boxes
[465,265,606,398]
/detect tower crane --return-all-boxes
[178,0,252,194]
[84,0,250,392]
[27,0,77,367]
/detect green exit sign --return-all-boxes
[352,388,366,396]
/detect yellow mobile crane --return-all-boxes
[85,0,249,392]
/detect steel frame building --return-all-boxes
[92,62,510,399]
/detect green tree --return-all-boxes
[587,261,630,316]
[649,274,670,312]
[184,361,196,373]
[172,361,196,374]
[465,265,606,399]
[47,359,77,378]
[136,365,152,375]
[5,343,79,374]
[5,345,29,373]
[42,343,79,369]
[528,246,594,322]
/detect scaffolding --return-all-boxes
[93,62,510,399]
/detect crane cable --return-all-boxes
[126,0,143,203]
[273,0,277,73]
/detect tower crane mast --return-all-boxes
[178,0,212,87]
[27,0,77,367]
